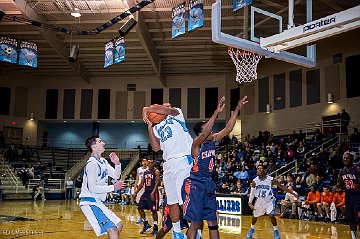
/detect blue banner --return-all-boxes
[104,40,114,68]
[233,0,252,12]
[0,36,18,64]
[172,2,186,39]
[19,41,38,68]
[188,0,204,32]
[114,37,125,64]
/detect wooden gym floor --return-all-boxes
[0,200,352,239]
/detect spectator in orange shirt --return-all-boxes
[302,185,320,218]
[317,185,333,221]
[330,186,346,222]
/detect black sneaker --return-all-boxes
[140,222,152,234]
[150,224,158,235]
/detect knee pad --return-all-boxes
[208,225,219,230]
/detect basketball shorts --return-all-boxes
[163,155,193,205]
[80,197,121,237]
[138,192,159,211]
[345,193,360,221]
[253,198,275,218]
[182,177,217,223]
[136,187,145,204]
[161,198,187,234]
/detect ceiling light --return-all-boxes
[71,8,81,18]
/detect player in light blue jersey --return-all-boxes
[80,136,126,239]
[246,165,297,239]
[143,103,193,239]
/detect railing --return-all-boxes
[64,152,90,189]
[28,179,63,192]
[269,160,298,178]
[120,152,140,180]
[0,156,19,193]
[304,136,339,160]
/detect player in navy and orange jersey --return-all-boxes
[182,96,248,239]
[338,152,360,239]
[133,159,161,235]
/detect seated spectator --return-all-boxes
[350,128,360,143]
[316,185,333,221]
[305,172,316,187]
[313,175,325,192]
[234,167,249,181]
[217,183,230,194]
[285,175,294,188]
[302,185,320,219]
[121,182,132,205]
[266,161,276,174]
[280,186,299,219]
[312,129,324,142]
[294,176,305,196]
[231,181,246,195]
[330,186,346,223]
[297,141,305,154]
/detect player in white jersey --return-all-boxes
[143,103,193,239]
[80,136,126,239]
[135,158,148,224]
[246,165,297,239]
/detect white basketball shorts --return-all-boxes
[253,199,275,218]
[163,155,192,205]
[80,197,121,237]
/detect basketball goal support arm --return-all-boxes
[211,0,316,68]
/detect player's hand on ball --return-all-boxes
[109,152,120,165]
[142,107,149,123]
[114,180,126,190]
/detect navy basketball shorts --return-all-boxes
[138,192,159,212]
[345,193,360,222]
[182,177,217,223]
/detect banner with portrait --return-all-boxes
[104,40,114,68]
[188,0,204,31]
[114,37,125,64]
[233,0,252,12]
[0,36,18,64]
[19,40,38,67]
[172,2,186,39]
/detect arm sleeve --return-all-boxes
[86,161,114,194]
[248,187,255,203]
[106,161,122,179]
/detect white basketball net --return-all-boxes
[228,48,262,84]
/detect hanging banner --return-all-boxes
[114,37,125,64]
[104,40,114,68]
[233,0,252,12]
[172,2,186,39]
[188,0,204,32]
[0,36,18,64]
[19,40,38,68]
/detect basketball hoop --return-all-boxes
[228,47,262,84]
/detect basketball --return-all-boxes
[146,111,166,123]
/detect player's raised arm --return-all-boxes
[145,118,161,152]
[191,96,225,158]
[272,179,297,197]
[213,96,248,142]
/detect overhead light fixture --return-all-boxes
[327,93,334,104]
[266,104,271,114]
[71,8,81,18]
[29,112,34,121]
[69,45,79,62]
[118,18,138,37]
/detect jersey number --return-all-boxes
[159,126,173,142]
[344,180,355,189]
[209,159,214,172]
[146,178,152,187]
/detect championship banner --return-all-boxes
[233,0,252,12]
[172,2,186,39]
[114,37,125,64]
[104,40,114,68]
[188,0,204,32]
[0,36,18,64]
[19,41,38,68]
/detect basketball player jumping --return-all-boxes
[246,165,297,239]
[182,95,247,239]
[79,136,126,239]
[143,103,193,239]
[338,152,360,239]
[133,158,161,235]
